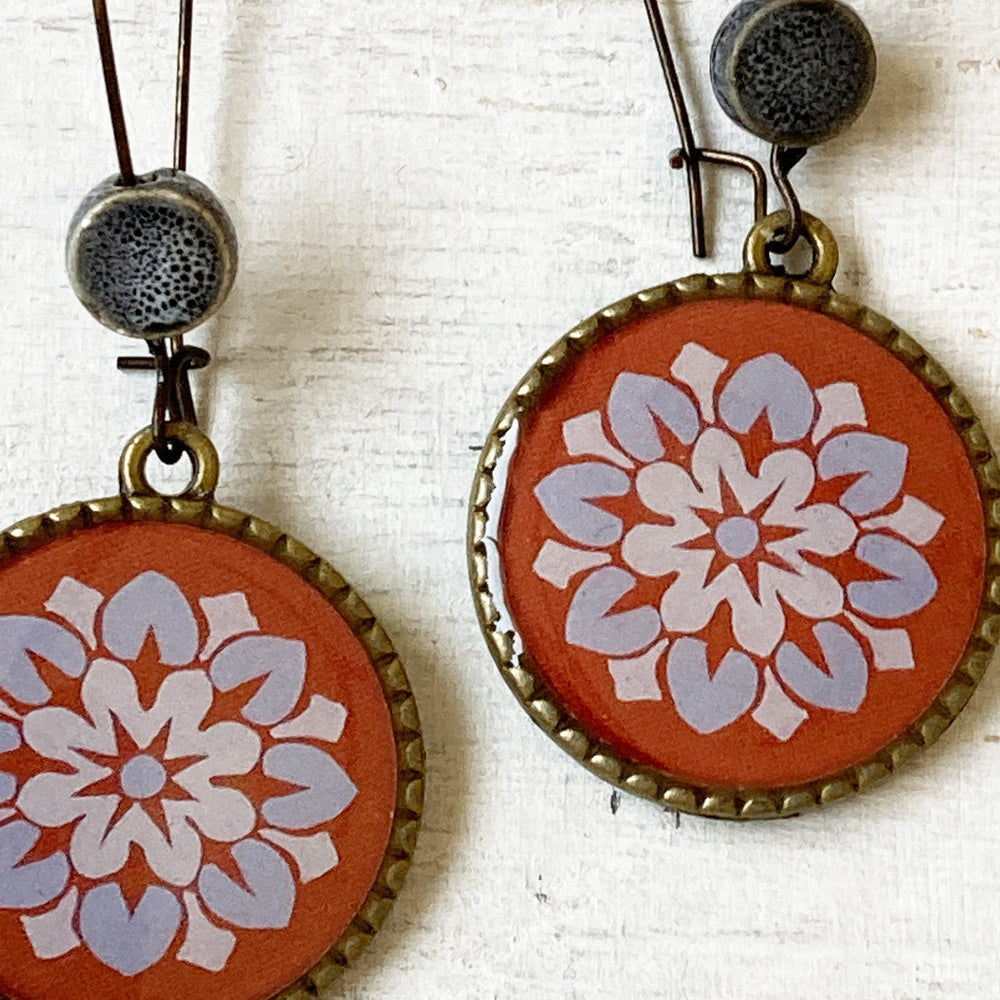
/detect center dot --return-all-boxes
[120,754,167,800]
[715,516,760,559]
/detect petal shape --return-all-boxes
[0,774,16,803]
[845,612,915,671]
[44,578,103,649]
[811,381,867,445]
[670,342,727,423]
[562,410,635,469]
[21,888,80,960]
[79,883,181,976]
[666,638,759,734]
[262,744,358,830]
[102,571,199,666]
[270,696,348,743]
[259,829,339,883]
[607,638,669,702]
[765,503,857,559]
[607,372,699,462]
[177,891,236,972]
[71,799,203,888]
[848,534,938,619]
[0,722,20,754]
[199,592,260,660]
[764,562,845,622]
[752,668,808,741]
[776,622,868,712]
[0,820,69,909]
[692,428,815,514]
[0,617,86,706]
[861,495,945,547]
[565,567,661,656]
[634,460,708,519]
[622,524,712,579]
[533,540,612,590]
[718,354,815,443]
[210,635,306,726]
[199,839,295,930]
[817,432,907,516]
[722,566,788,658]
[533,462,630,547]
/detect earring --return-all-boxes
[0,3,422,997]
[470,0,997,820]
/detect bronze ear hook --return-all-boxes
[91,0,212,465]
[643,0,769,257]
[643,0,807,258]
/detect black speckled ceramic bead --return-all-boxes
[66,169,238,340]
[710,0,876,147]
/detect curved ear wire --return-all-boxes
[91,0,214,466]
[92,0,135,184]
[642,0,768,258]
[91,0,196,183]
[174,0,195,172]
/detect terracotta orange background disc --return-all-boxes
[481,291,993,803]
[0,519,402,1000]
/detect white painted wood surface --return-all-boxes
[4,1,1000,997]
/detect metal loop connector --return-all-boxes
[744,210,840,286]
[119,420,220,500]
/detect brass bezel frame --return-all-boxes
[468,267,1000,821]
[0,426,424,996]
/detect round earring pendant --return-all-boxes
[470,214,998,819]
[66,170,238,339]
[0,425,422,999]
[711,0,876,146]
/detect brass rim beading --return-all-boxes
[468,213,1000,821]
[0,423,424,996]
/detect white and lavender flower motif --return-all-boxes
[0,572,355,976]
[531,343,945,741]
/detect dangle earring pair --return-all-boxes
[471,0,999,820]
[0,4,422,1000]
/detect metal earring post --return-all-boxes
[642,0,768,258]
[92,0,135,186]
[174,0,194,173]
[95,0,209,465]
[766,144,808,254]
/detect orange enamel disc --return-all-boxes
[0,514,419,1000]
[473,283,997,812]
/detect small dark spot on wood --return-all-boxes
[983,734,1000,743]
[535,875,548,903]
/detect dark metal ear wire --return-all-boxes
[174,0,194,173]
[94,0,211,465]
[643,0,768,258]
[92,0,195,182]
[119,344,211,464]
[92,0,135,186]
[766,144,808,254]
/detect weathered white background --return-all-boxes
[3,1,1000,997]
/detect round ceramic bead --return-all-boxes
[66,169,238,339]
[710,0,876,147]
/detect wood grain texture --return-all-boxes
[3,1,1000,997]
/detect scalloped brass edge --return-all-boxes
[0,493,423,992]
[467,270,999,821]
